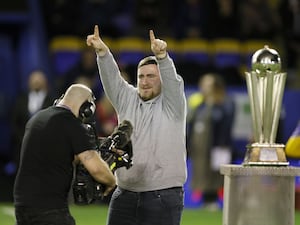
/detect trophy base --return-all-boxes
[243,143,289,166]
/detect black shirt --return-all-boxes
[14,106,96,209]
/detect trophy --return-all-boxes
[243,45,289,166]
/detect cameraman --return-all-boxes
[13,84,116,225]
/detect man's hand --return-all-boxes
[86,25,109,57]
[103,183,116,197]
[149,30,167,59]
[112,148,125,155]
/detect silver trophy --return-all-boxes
[243,45,289,166]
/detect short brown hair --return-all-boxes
[138,56,158,68]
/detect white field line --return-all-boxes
[1,206,15,218]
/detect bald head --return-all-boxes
[58,84,95,117]
[64,84,93,100]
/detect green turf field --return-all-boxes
[1,202,300,225]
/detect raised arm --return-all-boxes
[86,25,129,109]
[150,30,186,118]
[149,30,167,60]
[86,25,109,57]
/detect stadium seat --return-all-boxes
[116,37,147,66]
[49,36,85,76]
[212,38,241,69]
[180,38,211,65]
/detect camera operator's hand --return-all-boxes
[86,25,109,57]
[112,148,125,155]
[102,183,116,197]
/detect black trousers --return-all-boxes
[15,206,75,225]
[106,186,184,225]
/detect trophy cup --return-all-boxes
[243,45,289,166]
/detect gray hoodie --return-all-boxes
[97,52,187,192]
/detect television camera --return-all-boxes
[72,120,133,205]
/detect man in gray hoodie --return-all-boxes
[87,25,187,225]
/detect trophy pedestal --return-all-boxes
[220,165,300,225]
[243,143,289,166]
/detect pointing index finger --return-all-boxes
[94,25,100,38]
[149,30,155,42]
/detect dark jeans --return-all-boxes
[15,206,75,225]
[106,186,184,225]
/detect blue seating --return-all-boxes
[117,37,147,66]
[212,38,241,69]
[181,38,211,65]
[49,36,84,76]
